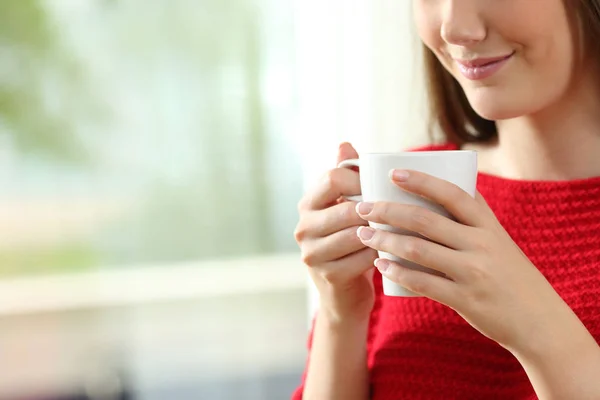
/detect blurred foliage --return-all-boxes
[0,243,99,276]
[0,0,299,277]
[97,0,282,262]
[0,0,98,163]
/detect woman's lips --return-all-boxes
[454,53,514,81]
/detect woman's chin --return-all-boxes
[469,100,530,122]
[464,86,544,121]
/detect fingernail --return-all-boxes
[356,202,374,215]
[357,226,375,241]
[374,258,390,272]
[390,169,410,182]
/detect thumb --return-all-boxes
[336,142,359,165]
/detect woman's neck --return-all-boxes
[465,72,600,181]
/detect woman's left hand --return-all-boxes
[355,169,574,354]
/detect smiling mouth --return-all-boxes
[454,52,515,81]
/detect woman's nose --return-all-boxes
[440,0,487,46]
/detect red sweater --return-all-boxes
[292,143,600,400]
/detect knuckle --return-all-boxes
[473,238,491,253]
[465,258,489,282]
[300,250,317,267]
[463,283,490,308]
[410,280,428,295]
[320,268,339,284]
[293,227,304,242]
[297,196,308,212]
[471,230,494,252]
[293,221,308,242]
[404,237,424,260]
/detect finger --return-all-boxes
[301,167,361,210]
[304,202,366,238]
[390,169,491,228]
[302,226,367,266]
[320,247,378,281]
[356,201,472,250]
[336,142,359,165]
[375,258,458,306]
[357,227,465,280]
[475,190,499,221]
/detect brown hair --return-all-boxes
[423,0,600,145]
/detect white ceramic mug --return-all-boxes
[338,151,478,297]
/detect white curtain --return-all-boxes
[291,0,430,321]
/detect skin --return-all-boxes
[357,171,600,399]
[414,0,578,122]
[296,0,600,398]
[295,144,375,400]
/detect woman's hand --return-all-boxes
[295,142,378,324]
[355,168,576,354]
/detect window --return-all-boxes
[0,1,306,399]
[0,0,301,276]
[0,1,426,398]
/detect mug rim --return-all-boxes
[360,150,475,156]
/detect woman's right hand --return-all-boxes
[294,142,378,323]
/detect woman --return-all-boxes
[293,1,600,399]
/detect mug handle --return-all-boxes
[337,158,363,202]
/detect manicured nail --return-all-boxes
[374,258,390,272]
[357,226,375,241]
[390,169,410,182]
[356,202,374,215]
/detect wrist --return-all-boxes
[509,309,600,400]
[319,305,371,329]
[318,288,374,326]
[508,298,600,377]
[502,291,574,356]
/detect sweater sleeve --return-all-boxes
[290,270,384,399]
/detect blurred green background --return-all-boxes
[0,0,302,277]
[0,2,308,400]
